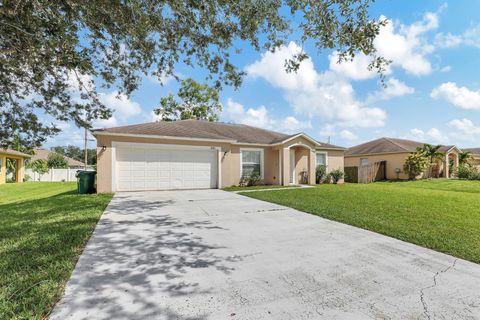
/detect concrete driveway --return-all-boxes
[51,189,480,320]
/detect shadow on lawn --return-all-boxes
[46,193,239,319]
[0,191,112,319]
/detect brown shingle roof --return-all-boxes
[0,149,31,158]
[31,149,86,167]
[94,120,288,145]
[345,137,456,157]
[464,148,480,155]
[93,120,346,148]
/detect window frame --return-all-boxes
[240,148,264,179]
[360,158,369,166]
[315,151,328,167]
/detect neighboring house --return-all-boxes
[92,120,345,192]
[345,137,462,180]
[463,148,480,169]
[31,148,88,169]
[0,149,30,184]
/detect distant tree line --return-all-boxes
[51,146,97,165]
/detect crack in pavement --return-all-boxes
[419,259,458,320]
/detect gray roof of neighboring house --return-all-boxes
[464,148,480,156]
[0,149,31,158]
[31,149,87,167]
[92,120,345,149]
[345,137,456,157]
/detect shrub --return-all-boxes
[403,151,429,180]
[23,174,32,182]
[315,165,327,184]
[328,169,344,184]
[457,165,480,180]
[239,171,262,187]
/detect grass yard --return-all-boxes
[241,179,480,263]
[0,182,112,319]
[222,185,299,192]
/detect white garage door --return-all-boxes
[115,144,218,191]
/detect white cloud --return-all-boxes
[340,130,358,141]
[280,116,312,133]
[434,32,463,48]
[245,42,318,91]
[434,25,480,49]
[331,11,440,79]
[246,42,386,128]
[223,98,311,133]
[99,91,142,119]
[329,52,378,80]
[318,124,337,138]
[431,82,480,110]
[409,128,425,140]
[366,77,415,103]
[407,127,447,144]
[407,119,480,145]
[439,65,452,73]
[448,118,480,142]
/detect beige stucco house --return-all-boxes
[345,137,462,180]
[0,149,30,184]
[464,148,480,169]
[93,120,345,193]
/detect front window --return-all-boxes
[360,158,369,166]
[241,150,261,177]
[316,153,327,166]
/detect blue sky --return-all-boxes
[46,1,480,149]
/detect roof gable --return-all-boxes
[345,137,459,157]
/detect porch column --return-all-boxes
[444,153,450,178]
[453,153,459,178]
[282,148,290,186]
[17,158,25,183]
[309,149,316,184]
[0,155,6,184]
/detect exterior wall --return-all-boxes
[0,155,5,184]
[95,134,345,192]
[294,147,309,184]
[324,149,345,183]
[470,156,480,169]
[345,153,410,180]
[96,135,283,192]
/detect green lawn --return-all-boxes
[0,182,112,319]
[222,185,299,191]
[241,179,480,263]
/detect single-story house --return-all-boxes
[344,137,462,180]
[463,148,480,169]
[0,149,31,184]
[93,120,345,193]
[31,148,88,169]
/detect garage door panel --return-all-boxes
[115,145,217,191]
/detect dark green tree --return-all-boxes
[1,0,387,149]
[47,153,69,169]
[155,78,222,121]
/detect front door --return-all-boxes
[290,149,296,184]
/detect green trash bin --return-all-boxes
[76,171,97,194]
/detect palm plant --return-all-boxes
[417,144,445,178]
[458,151,473,165]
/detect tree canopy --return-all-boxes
[47,153,69,169]
[154,78,222,121]
[1,0,387,149]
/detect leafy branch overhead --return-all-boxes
[154,78,222,122]
[1,0,387,149]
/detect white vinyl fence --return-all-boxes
[25,168,94,182]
